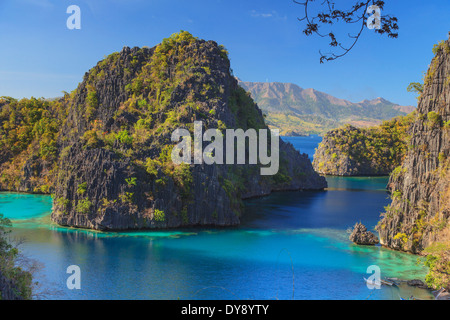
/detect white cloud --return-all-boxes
[250,10,286,20]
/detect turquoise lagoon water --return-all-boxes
[0,136,433,300]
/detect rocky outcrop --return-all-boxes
[47,32,326,230]
[376,37,450,290]
[349,223,379,245]
[406,279,428,289]
[313,116,411,176]
[376,38,450,253]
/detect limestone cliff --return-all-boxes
[44,32,326,230]
[377,38,450,250]
[376,38,450,289]
[313,115,412,176]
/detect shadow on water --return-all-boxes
[242,187,390,231]
[3,183,433,300]
[12,219,433,300]
[0,135,433,300]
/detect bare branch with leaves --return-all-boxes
[294,0,399,63]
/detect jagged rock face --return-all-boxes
[377,39,450,253]
[51,32,326,230]
[349,223,379,245]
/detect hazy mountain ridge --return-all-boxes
[239,81,415,135]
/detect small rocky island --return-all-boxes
[349,223,379,245]
[313,116,412,176]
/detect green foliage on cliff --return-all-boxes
[116,130,133,145]
[0,214,33,300]
[0,96,66,192]
[76,199,92,214]
[125,177,137,187]
[85,85,98,121]
[407,82,424,94]
[2,31,324,231]
[0,97,59,158]
[432,40,450,55]
[344,114,411,164]
[172,164,193,199]
[407,82,424,100]
[427,111,442,127]
[393,232,408,245]
[377,38,450,290]
[423,242,450,290]
[154,209,165,222]
[229,86,266,130]
[77,182,87,195]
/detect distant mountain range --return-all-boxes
[238,81,416,136]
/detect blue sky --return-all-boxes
[0,0,449,106]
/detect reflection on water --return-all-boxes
[282,135,322,162]
[0,136,433,300]
[325,176,390,192]
[243,188,388,231]
[3,187,433,300]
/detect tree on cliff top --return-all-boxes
[295,0,399,63]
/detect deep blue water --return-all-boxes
[0,136,432,300]
[282,135,322,162]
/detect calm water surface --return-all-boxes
[0,136,432,300]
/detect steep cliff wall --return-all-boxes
[376,38,450,289]
[377,39,450,252]
[48,32,326,230]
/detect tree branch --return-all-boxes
[294,0,399,63]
